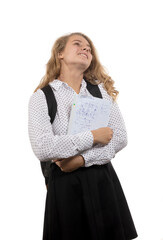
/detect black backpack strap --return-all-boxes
[85,80,102,99]
[40,161,51,185]
[40,85,57,185]
[41,85,57,124]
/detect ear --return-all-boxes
[58,52,64,60]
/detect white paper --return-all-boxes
[68,95,112,135]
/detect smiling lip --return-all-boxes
[78,53,88,59]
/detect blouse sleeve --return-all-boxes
[28,90,93,161]
[81,84,128,167]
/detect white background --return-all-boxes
[0,0,163,239]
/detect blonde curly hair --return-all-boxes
[35,32,119,100]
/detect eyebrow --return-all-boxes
[72,39,91,48]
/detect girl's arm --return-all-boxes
[81,100,127,167]
[28,90,93,161]
[53,91,127,171]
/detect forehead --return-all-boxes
[68,35,90,46]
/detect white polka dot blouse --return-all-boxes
[28,79,127,167]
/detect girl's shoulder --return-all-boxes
[29,88,46,101]
[28,89,47,110]
[98,83,114,103]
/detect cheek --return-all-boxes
[64,48,76,60]
[67,47,78,57]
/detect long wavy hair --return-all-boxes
[34,32,119,100]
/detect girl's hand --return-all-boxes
[54,155,85,172]
[91,127,113,145]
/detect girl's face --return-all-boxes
[59,35,93,72]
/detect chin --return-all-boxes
[79,64,90,72]
[78,60,90,70]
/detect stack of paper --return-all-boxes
[68,95,112,135]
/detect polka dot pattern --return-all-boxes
[28,79,127,166]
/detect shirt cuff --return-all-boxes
[81,152,91,167]
[71,131,94,152]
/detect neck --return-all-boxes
[58,66,84,94]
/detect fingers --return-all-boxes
[54,156,83,173]
[110,129,113,139]
[52,158,62,163]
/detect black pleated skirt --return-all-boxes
[43,162,138,240]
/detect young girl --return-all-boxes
[28,32,138,240]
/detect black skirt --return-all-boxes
[43,162,138,240]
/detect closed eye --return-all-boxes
[74,42,80,46]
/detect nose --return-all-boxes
[82,46,89,52]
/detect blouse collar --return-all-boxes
[49,79,87,93]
